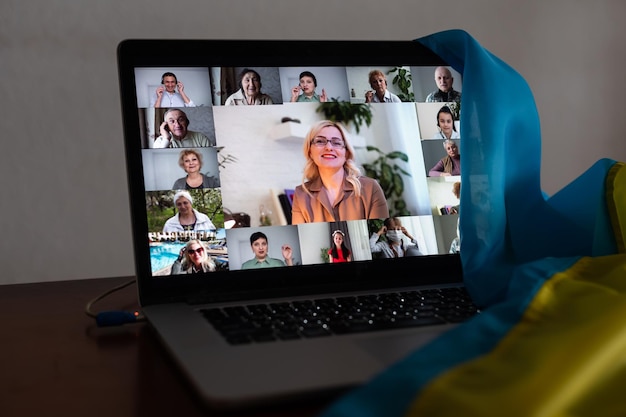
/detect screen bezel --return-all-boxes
[117,39,461,307]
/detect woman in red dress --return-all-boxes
[328,230,352,263]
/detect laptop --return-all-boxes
[117,39,475,410]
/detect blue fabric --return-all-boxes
[317,29,620,417]
[418,30,617,308]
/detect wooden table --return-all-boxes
[0,276,331,417]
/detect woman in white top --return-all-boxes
[162,191,215,233]
[364,69,402,103]
[224,68,273,105]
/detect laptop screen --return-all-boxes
[118,40,463,305]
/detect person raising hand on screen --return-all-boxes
[290,71,327,103]
[152,72,196,108]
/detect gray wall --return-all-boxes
[2,0,625,285]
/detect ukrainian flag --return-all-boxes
[319,30,626,417]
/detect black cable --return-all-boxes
[85,278,145,327]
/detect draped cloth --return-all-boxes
[318,29,626,417]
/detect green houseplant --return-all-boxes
[387,66,415,102]
[320,247,330,263]
[316,99,372,134]
[362,146,412,217]
[446,100,461,121]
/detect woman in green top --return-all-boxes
[241,231,295,269]
[290,71,327,103]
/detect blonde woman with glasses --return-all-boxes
[170,239,216,274]
[291,120,389,224]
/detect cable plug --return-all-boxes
[96,310,141,327]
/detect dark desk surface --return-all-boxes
[0,276,330,417]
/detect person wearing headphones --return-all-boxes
[432,105,460,139]
[153,108,212,148]
[290,71,327,103]
[224,68,274,105]
[152,72,196,108]
[429,139,461,177]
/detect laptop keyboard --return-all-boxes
[200,287,480,345]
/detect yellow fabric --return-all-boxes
[409,165,626,417]
[318,29,626,417]
[408,254,626,417]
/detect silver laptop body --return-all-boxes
[117,39,473,410]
